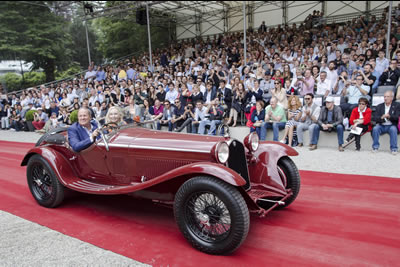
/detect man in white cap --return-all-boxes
[309,96,345,151]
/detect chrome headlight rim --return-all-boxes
[250,132,259,152]
[215,141,229,164]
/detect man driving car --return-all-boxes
[68,108,101,152]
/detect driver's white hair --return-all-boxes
[78,107,91,117]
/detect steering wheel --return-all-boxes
[93,119,111,152]
[98,127,109,152]
[102,123,119,132]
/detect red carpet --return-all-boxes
[1,140,400,266]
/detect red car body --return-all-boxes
[21,125,300,254]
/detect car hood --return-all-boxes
[110,127,226,153]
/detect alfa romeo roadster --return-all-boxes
[21,123,300,255]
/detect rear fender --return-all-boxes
[248,141,298,193]
[21,147,77,186]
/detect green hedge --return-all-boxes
[0,71,45,92]
[70,110,78,123]
[25,109,37,121]
[0,73,22,92]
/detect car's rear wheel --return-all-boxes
[174,176,249,255]
[27,154,64,208]
[276,156,300,209]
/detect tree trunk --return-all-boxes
[44,59,55,83]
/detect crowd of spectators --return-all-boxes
[1,7,400,153]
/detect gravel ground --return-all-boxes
[0,130,398,266]
[0,211,148,267]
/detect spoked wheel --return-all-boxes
[276,156,301,209]
[186,192,231,242]
[27,154,64,208]
[174,176,249,255]
[216,123,230,137]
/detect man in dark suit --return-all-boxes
[218,80,232,115]
[372,90,400,154]
[68,108,100,152]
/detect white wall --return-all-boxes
[253,3,286,29]
[176,24,197,40]
[201,19,224,36]
[287,1,322,24]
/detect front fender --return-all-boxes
[248,141,298,193]
[21,147,77,186]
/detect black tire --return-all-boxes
[276,156,301,209]
[26,154,64,208]
[174,176,249,255]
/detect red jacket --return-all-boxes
[349,107,372,132]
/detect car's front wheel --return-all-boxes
[27,154,64,208]
[174,176,249,255]
[276,156,300,209]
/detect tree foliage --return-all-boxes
[0,1,73,82]
[0,73,22,92]
[95,2,173,62]
[0,71,47,92]
[0,1,175,89]
[69,17,101,68]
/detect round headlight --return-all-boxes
[216,142,229,164]
[250,132,259,151]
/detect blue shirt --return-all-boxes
[346,84,370,104]
[126,68,135,80]
[96,71,106,82]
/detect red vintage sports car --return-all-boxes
[21,123,300,255]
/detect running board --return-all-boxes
[257,199,285,205]
[61,176,141,195]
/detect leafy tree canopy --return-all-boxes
[0,1,73,82]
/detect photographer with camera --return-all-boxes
[58,106,71,126]
[174,102,195,133]
[332,70,350,96]
[378,59,400,87]
[298,69,315,96]
[357,64,376,97]
[171,99,186,130]
[340,74,370,118]
[32,108,48,131]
